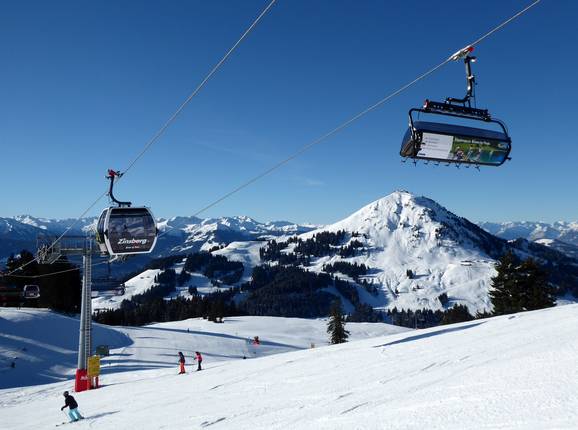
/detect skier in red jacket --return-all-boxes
[193,351,203,371]
[178,352,186,374]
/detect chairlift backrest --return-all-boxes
[400,112,511,167]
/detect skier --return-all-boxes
[178,351,186,374]
[193,351,202,371]
[61,391,83,422]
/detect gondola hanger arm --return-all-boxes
[106,169,131,207]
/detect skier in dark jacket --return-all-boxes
[178,351,186,374]
[193,351,202,371]
[61,391,83,422]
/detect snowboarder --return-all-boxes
[193,351,202,371]
[61,391,83,422]
[178,351,186,374]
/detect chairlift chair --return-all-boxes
[400,47,512,167]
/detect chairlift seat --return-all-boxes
[400,119,511,166]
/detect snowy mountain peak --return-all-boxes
[309,191,472,253]
[293,191,511,312]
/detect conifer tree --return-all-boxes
[490,252,555,315]
[327,300,349,344]
[489,251,520,315]
[440,304,474,325]
[516,258,555,311]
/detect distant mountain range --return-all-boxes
[478,221,578,244]
[88,192,577,315]
[218,191,576,313]
[0,213,316,264]
[477,221,578,259]
[2,206,576,263]
[3,194,578,315]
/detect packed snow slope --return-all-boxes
[1,305,577,429]
[91,269,161,311]
[0,309,130,389]
[0,308,406,389]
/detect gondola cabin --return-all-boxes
[23,284,40,299]
[96,207,157,256]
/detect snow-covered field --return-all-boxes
[0,308,406,390]
[92,269,161,311]
[2,305,578,429]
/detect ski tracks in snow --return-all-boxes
[200,417,227,427]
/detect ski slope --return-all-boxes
[92,269,161,311]
[2,305,578,429]
[0,308,406,390]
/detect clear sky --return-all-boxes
[1,0,576,225]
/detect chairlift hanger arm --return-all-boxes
[446,55,477,107]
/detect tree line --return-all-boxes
[93,289,238,326]
[184,252,244,284]
[1,250,81,313]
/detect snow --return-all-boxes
[213,241,264,283]
[92,191,578,318]
[0,309,131,389]
[296,191,498,313]
[92,269,161,311]
[2,305,578,429]
[479,220,578,246]
[170,216,316,254]
[91,191,576,316]
[0,307,407,391]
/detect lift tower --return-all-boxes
[37,235,100,392]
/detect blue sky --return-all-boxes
[1,0,576,224]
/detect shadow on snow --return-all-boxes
[373,322,485,348]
